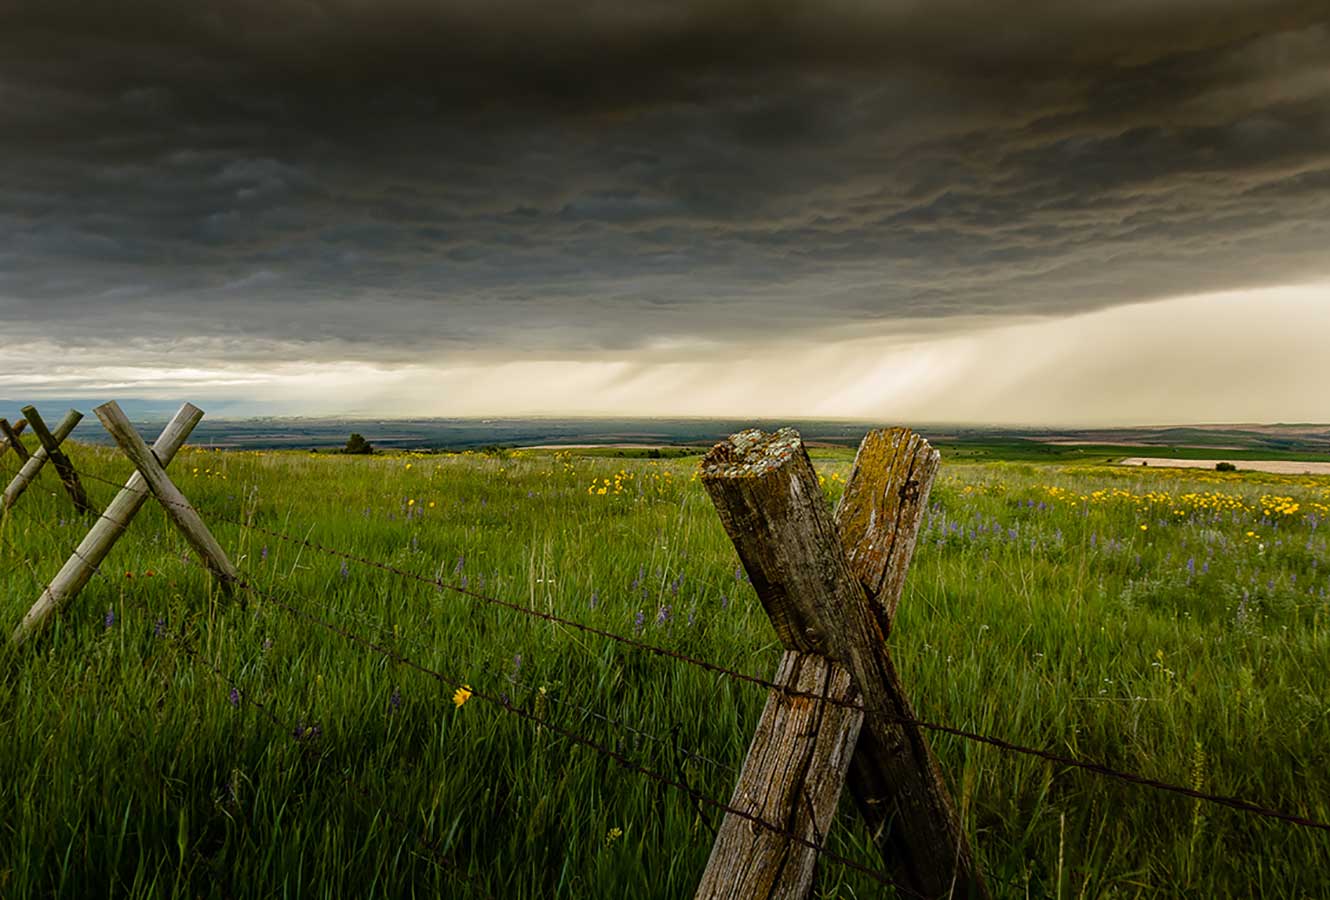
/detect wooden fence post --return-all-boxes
[0,419,29,462]
[94,401,238,592]
[12,403,204,646]
[21,405,94,515]
[697,427,986,899]
[3,409,83,511]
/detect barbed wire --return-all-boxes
[3,502,491,898]
[181,558,918,895]
[56,467,1330,835]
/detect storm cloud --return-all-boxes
[1,1,1329,408]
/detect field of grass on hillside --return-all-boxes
[2,437,1329,898]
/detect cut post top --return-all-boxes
[701,427,805,479]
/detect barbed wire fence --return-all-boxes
[4,404,1330,899]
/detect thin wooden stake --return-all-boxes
[12,403,204,646]
[94,401,238,591]
[0,419,30,462]
[21,406,94,515]
[3,409,82,511]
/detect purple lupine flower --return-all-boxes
[1202,560,1210,575]
[669,573,683,596]
[633,610,646,634]
[720,593,730,610]
[511,654,523,679]
[104,609,115,629]
[589,590,598,610]
[389,687,402,711]
[154,618,165,638]
[454,555,465,575]
[734,567,743,582]
[631,565,644,589]
[338,560,349,579]
[228,687,240,707]
[260,545,269,561]
[1186,557,1195,577]
[656,605,672,625]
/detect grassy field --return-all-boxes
[2,437,1329,898]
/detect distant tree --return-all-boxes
[342,433,374,455]
[647,448,662,459]
[1215,461,1237,472]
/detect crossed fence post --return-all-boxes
[12,401,238,646]
[2,407,91,513]
[696,427,986,899]
[0,418,28,462]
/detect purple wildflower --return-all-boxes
[454,555,465,575]
[656,605,672,625]
[260,545,269,561]
[589,590,598,610]
[228,687,240,707]
[633,610,645,634]
[153,618,165,638]
[720,593,730,610]
[104,609,115,629]
[338,560,349,580]
[389,687,402,711]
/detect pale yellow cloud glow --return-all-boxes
[5,282,1327,424]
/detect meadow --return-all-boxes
[2,437,1329,898]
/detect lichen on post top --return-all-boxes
[702,427,803,479]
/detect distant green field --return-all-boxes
[2,440,1328,898]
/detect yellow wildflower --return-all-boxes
[453,685,473,708]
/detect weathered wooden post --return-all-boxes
[94,401,238,590]
[696,427,985,899]
[3,409,83,510]
[12,402,235,646]
[21,405,94,515]
[0,418,28,462]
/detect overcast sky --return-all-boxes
[3,1,1329,423]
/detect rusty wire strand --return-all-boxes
[70,466,1330,834]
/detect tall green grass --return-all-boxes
[2,442,1328,898]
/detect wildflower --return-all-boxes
[605,827,624,848]
[339,560,349,580]
[154,618,165,638]
[453,685,473,708]
[589,590,598,610]
[103,609,115,629]
[389,687,402,711]
[228,687,240,707]
[408,498,416,507]
[1140,524,1148,531]
[656,605,672,625]
[454,556,465,575]
[633,610,645,634]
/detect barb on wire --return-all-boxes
[71,467,1330,835]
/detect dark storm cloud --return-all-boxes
[1,1,1329,363]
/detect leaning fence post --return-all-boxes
[0,419,29,463]
[11,403,204,646]
[21,405,94,515]
[697,427,986,899]
[94,401,238,592]
[3,409,83,511]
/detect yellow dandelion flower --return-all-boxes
[408,498,416,506]
[453,685,473,707]
[428,501,435,508]
[1139,523,1148,531]
[405,463,413,470]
